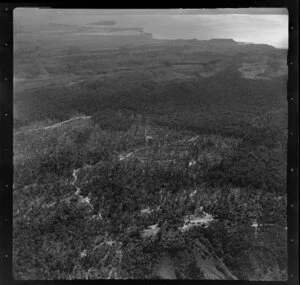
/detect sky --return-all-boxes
[14,8,288,48]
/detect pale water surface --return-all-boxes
[14,9,288,48]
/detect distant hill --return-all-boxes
[89,20,116,25]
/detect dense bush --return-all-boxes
[13,38,287,279]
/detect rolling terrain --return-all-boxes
[13,20,288,280]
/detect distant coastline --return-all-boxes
[89,20,116,25]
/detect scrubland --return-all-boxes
[13,22,288,280]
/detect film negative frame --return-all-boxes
[0,1,298,284]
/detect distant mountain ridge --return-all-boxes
[90,20,116,25]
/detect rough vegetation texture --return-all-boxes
[13,18,287,280]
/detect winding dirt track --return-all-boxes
[14,115,91,135]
